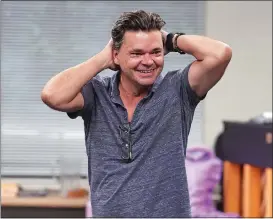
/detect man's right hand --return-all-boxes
[99,39,119,71]
[41,38,119,113]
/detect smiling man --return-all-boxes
[41,10,232,217]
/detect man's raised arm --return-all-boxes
[174,34,232,97]
[41,39,116,112]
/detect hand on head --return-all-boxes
[161,30,170,55]
[100,38,119,71]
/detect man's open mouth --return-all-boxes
[137,69,155,74]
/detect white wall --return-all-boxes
[203,1,272,147]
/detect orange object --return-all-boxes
[1,182,20,197]
[242,164,262,217]
[67,188,89,198]
[223,161,241,214]
[264,168,272,217]
[223,162,272,218]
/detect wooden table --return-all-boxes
[1,196,88,218]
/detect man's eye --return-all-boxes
[152,51,161,55]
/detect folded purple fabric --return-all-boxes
[185,147,240,217]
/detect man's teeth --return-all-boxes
[138,69,154,73]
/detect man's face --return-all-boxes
[113,30,164,86]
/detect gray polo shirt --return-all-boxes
[68,63,204,217]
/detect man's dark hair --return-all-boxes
[111,10,166,50]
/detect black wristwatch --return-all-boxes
[173,32,186,54]
[165,32,186,54]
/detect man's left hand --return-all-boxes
[161,30,169,55]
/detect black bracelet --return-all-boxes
[173,33,186,54]
[165,33,175,52]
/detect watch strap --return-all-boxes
[173,32,186,54]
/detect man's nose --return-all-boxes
[142,53,154,66]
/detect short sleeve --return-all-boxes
[174,63,207,152]
[67,79,95,120]
[178,63,206,110]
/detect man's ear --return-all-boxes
[113,49,120,66]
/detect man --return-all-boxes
[41,10,232,217]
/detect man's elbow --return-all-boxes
[41,88,60,109]
[210,44,232,76]
[219,44,232,63]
